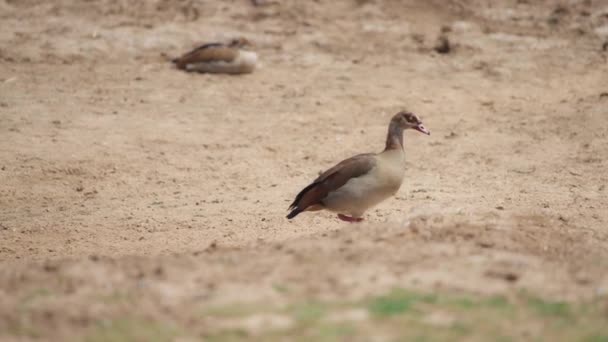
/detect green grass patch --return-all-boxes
[273,283,289,294]
[484,295,510,309]
[369,289,436,317]
[205,329,249,342]
[85,318,178,342]
[526,297,571,317]
[294,322,356,341]
[197,289,607,341]
[68,289,608,342]
[291,301,327,322]
[584,334,608,342]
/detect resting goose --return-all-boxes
[171,38,257,74]
[287,111,430,222]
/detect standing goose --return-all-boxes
[171,38,257,74]
[287,111,430,222]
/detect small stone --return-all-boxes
[434,35,451,54]
[484,269,519,282]
[43,262,59,272]
[477,241,494,248]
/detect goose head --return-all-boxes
[393,111,430,135]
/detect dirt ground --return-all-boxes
[1,0,608,340]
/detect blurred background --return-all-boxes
[1,0,607,340]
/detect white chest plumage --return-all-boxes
[186,51,257,74]
[323,149,405,217]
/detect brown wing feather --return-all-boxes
[172,45,238,69]
[287,154,376,218]
[313,153,375,183]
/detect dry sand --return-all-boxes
[1,0,608,340]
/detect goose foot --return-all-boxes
[337,214,364,223]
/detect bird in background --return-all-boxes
[171,37,257,74]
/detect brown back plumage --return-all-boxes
[172,44,239,70]
[287,154,376,219]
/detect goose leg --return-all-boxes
[337,214,364,223]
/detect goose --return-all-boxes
[171,38,257,74]
[287,111,430,222]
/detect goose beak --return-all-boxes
[415,123,430,135]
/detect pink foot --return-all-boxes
[337,214,364,223]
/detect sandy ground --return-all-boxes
[1,0,608,340]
